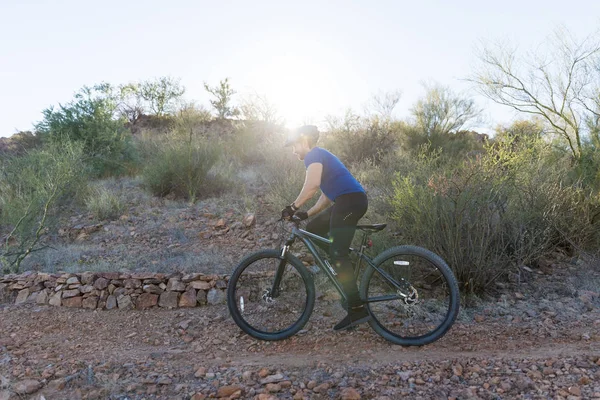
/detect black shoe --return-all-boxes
[333,305,371,331]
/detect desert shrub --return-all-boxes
[35,83,137,177]
[323,114,402,165]
[86,186,126,221]
[389,136,600,294]
[0,142,88,273]
[140,137,225,202]
[257,147,320,213]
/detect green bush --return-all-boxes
[140,138,225,202]
[86,187,126,221]
[389,137,600,294]
[35,83,137,177]
[0,142,88,273]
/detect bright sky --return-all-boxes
[1,0,599,137]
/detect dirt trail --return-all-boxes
[1,300,599,399]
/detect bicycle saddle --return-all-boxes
[356,223,387,232]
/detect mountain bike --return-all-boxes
[227,217,460,346]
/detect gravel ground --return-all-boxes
[0,286,598,400]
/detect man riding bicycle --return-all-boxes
[281,125,370,331]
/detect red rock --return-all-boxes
[190,281,211,290]
[63,296,82,308]
[136,293,158,309]
[217,385,243,397]
[179,289,197,307]
[341,387,361,400]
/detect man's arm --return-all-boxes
[292,163,322,208]
[307,192,332,217]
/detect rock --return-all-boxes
[568,386,582,396]
[143,284,163,294]
[260,374,285,384]
[313,383,329,393]
[266,383,281,393]
[215,279,227,289]
[49,292,62,307]
[106,295,117,310]
[15,288,29,304]
[194,367,207,378]
[66,277,80,285]
[179,289,197,307]
[81,272,96,285]
[190,281,211,290]
[166,278,186,292]
[452,364,463,377]
[243,213,256,227]
[0,390,10,400]
[62,296,82,308]
[157,377,172,385]
[93,277,109,290]
[159,291,179,308]
[191,394,206,400]
[341,387,361,400]
[217,385,243,397]
[62,289,80,298]
[124,279,142,289]
[207,288,226,305]
[215,219,227,229]
[36,290,49,304]
[79,285,94,294]
[117,295,133,310]
[398,371,412,381]
[197,290,207,305]
[13,379,42,394]
[137,293,158,309]
[82,296,98,309]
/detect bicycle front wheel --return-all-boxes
[360,245,460,346]
[227,249,315,341]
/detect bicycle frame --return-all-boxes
[274,222,410,305]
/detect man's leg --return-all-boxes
[305,207,332,253]
[328,192,369,330]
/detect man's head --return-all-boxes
[285,125,319,160]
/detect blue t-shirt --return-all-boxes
[304,147,365,201]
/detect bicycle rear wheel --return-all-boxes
[360,245,459,346]
[227,249,315,341]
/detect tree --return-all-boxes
[239,92,281,124]
[364,89,402,119]
[470,27,600,160]
[35,83,134,176]
[116,83,145,123]
[139,77,185,116]
[411,83,481,136]
[204,78,239,119]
